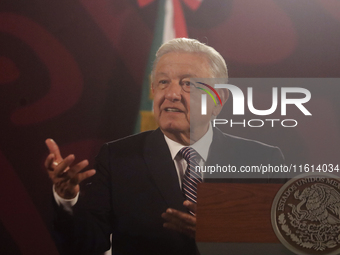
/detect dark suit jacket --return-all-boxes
[53,127,284,255]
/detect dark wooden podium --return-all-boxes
[195,183,294,254]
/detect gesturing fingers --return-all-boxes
[71,169,96,185]
[45,138,63,162]
[53,154,75,178]
[163,208,196,226]
[162,208,196,238]
[52,156,96,199]
[183,200,197,214]
[61,158,88,178]
[45,153,56,171]
[44,138,96,200]
[53,157,92,182]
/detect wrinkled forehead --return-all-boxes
[153,52,212,79]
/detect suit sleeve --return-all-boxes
[52,144,113,255]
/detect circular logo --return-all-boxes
[272,173,340,254]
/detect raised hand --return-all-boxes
[45,139,96,199]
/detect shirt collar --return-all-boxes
[163,122,213,162]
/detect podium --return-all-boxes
[195,183,294,255]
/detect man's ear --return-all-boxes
[219,88,229,105]
[212,89,229,116]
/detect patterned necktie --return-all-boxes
[179,147,203,214]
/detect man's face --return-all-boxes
[152,52,215,144]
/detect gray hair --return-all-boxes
[151,38,228,82]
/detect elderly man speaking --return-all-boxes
[45,38,284,255]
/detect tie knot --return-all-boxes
[179,147,200,164]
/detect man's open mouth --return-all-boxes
[165,108,183,112]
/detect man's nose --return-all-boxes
[164,81,182,101]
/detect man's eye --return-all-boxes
[159,80,168,85]
[180,81,191,86]
[157,80,169,89]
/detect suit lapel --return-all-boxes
[143,129,186,211]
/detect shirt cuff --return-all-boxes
[53,185,79,215]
